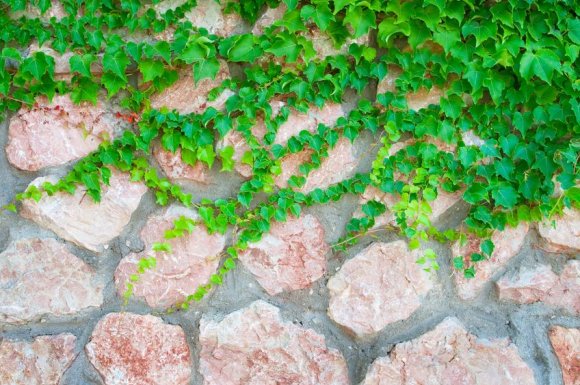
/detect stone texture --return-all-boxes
[538,208,580,252]
[199,300,349,385]
[11,0,67,20]
[28,43,102,79]
[0,238,103,324]
[328,241,434,337]
[453,223,529,300]
[361,318,536,385]
[21,170,147,252]
[86,312,191,385]
[0,334,76,385]
[149,61,234,114]
[252,3,287,35]
[496,261,580,315]
[549,326,580,385]
[153,145,209,184]
[5,95,122,171]
[239,214,329,295]
[377,66,444,110]
[115,206,225,308]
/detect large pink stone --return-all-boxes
[328,241,434,337]
[361,318,536,385]
[453,223,529,300]
[21,170,147,252]
[0,238,103,324]
[86,312,191,385]
[496,261,580,315]
[0,334,76,385]
[149,61,233,114]
[199,300,349,385]
[239,214,329,295]
[538,209,580,252]
[153,145,209,184]
[115,206,225,308]
[5,95,122,171]
[549,326,580,385]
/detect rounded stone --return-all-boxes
[86,312,191,385]
[0,238,103,324]
[361,318,536,385]
[199,300,349,385]
[328,241,434,337]
[239,214,329,295]
[115,206,225,308]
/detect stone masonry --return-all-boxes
[0,2,579,385]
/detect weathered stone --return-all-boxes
[328,241,434,337]
[153,145,209,184]
[361,318,536,385]
[28,43,102,79]
[11,0,67,20]
[149,61,234,114]
[0,334,76,385]
[252,3,287,35]
[277,137,358,193]
[538,208,580,252]
[5,95,122,171]
[21,171,147,252]
[0,238,103,324]
[115,206,225,308]
[239,214,329,295]
[496,261,580,315]
[86,312,191,385]
[453,223,529,300]
[549,326,580,385]
[199,300,349,385]
[376,66,444,110]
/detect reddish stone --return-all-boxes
[328,241,434,337]
[21,170,147,252]
[5,95,122,171]
[0,238,103,324]
[239,214,329,295]
[453,223,529,300]
[538,208,580,252]
[153,145,209,184]
[496,261,580,315]
[86,312,191,385]
[199,300,349,385]
[0,334,76,385]
[149,61,233,114]
[361,318,536,385]
[549,326,580,385]
[115,206,225,308]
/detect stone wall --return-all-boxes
[1,2,579,385]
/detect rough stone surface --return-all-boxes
[361,318,536,385]
[86,312,191,385]
[377,66,444,110]
[549,326,580,385]
[0,334,76,385]
[452,223,529,300]
[252,3,287,34]
[5,95,122,171]
[149,61,234,114]
[199,300,349,385]
[0,238,103,324]
[115,206,225,308]
[497,261,580,315]
[239,214,329,295]
[153,144,209,184]
[328,241,434,337]
[538,208,580,252]
[21,171,147,252]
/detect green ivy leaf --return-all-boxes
[69,54,96,78]
[139,59,165,82]
[519,49,562,84]
[491,183,518,208]
[193,57,220,82]
[103,50,130,80]
[300,4,333,31]
[344,6,375,38]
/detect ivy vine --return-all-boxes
[1,0,578,309]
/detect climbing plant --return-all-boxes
[1,0,578,309]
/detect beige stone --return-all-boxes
[538,208,580,252]
[115,206,225,308]
[0,238,103,324]
[21,171,147,252]
[361,318,536,385]
[199,300,349,385]
[328,241,434,337]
